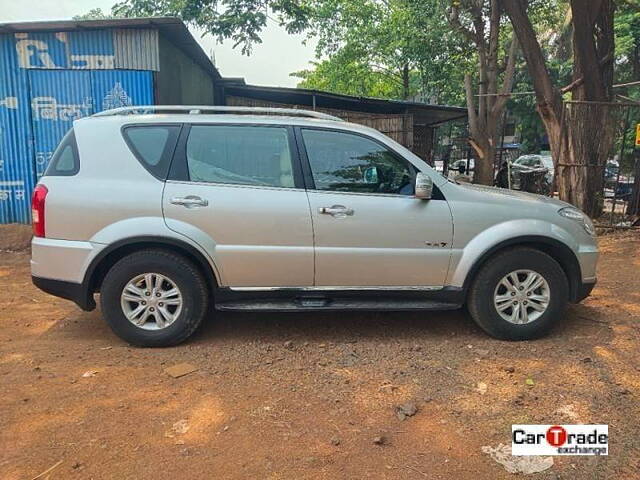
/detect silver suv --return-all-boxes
[30,106,598,347]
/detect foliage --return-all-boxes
[112,0,312,55]
[614,0,640,85]
[73,8,118,20]
[109,0,638,150]
[291,51,414,99]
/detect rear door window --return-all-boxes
[123,125,181,179]
[184,125,296,188]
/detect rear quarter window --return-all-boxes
[122,125,181,179]
[44,129,80,176]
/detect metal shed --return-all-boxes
[0,17,220,223]
[220,81,467,164]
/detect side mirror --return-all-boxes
[415,172,433,200]
[458,164,467,174]
[363,166,379,184]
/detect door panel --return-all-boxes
[299,127,453,287]
[162,124,314,288]
[164,183,314,287]
[307,191,453,286]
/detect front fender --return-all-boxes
[447,219,579,287]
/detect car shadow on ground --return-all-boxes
[63,301,612,348]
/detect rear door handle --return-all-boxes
[319,205,354,217]
[170,195,209,208]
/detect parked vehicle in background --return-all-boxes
[31,106,598,347]
[448,158,474,182]
[499,154,554,195]
[603,161,635,200]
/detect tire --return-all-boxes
[100,249,208,347]
[467,247,569,341]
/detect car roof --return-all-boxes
[76,112,384,137]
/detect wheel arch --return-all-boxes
[85,236,220,299]
[461,236,582,302]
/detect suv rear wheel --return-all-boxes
[100,250,208,347]
[467,247,569,340]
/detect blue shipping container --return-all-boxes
[1,28,157,224]
[0,35,35,224]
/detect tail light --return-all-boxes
[31,184,48,237]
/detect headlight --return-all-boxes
[558,207,596,236]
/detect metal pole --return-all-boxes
[609,107,631,226]
[498,108,508,185]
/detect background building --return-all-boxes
[0,18,466,225]
[220,80,466,165]
[0,17,220,223]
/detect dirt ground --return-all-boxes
[1,233,639,480]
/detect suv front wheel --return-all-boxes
[467,247,569,340]
[100,250,208,347]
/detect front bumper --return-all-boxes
[32,275,96,311]
[573,279,597,303]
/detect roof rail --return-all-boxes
[91,105,343,122]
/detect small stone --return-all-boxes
[284,340,294,350]
[164,363,197,378]
[395,402,418,420]
[475,349,490,357]
[504,366,515,374]
[581,357,592,363]
[330,436,341,446]
[373,435,386,445]
[475,382,488,395]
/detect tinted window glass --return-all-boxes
[302,129,415,195]
[44,129,79,176]
[123,125,181,179]
[126,127,169,165]
[186,125,295,188]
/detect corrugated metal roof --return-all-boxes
[0,17,220,79]
[114,28,159,71]
[222,83,468,126]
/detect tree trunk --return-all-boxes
[402,64,410,100]
[504,0,615,217]
[468,136,497,185]
[556,103,613,217]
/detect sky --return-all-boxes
[1,0,318,87]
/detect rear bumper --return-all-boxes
[32,275,96,311]
[572,279,597,303]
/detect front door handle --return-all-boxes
[318,205,354,217]
[170,195,209,208]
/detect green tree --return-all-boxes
[291,51,411,99]
[73,8,119,20]
[504,0,618,216]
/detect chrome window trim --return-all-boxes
[307,189,415,199]
[164,179,307,193]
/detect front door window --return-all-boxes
[301,129,415,195]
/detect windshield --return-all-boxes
[540,156,554,169]
[514,155,540,167]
